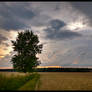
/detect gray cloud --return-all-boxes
[0,3,36,30]
[8,5,35,20]
[30,14,51,27]
[50,19,66,30]
[0,3,36,19]
[0,53,13,67]
[0,17,26,30]
[71,2,92,26]
[45,34,92,66]
[0,34,8,44]
[2,42,10,47]
[44,19,82,40]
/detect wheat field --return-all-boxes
[36,72,92,91]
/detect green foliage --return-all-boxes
[0,73,36,90]
[11,30,43,72]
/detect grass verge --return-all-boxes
[18,73,40,90]
[0,72,39,90]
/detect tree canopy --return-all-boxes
[11,30,43,72]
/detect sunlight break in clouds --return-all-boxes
[0,29,18,59]
[67,16,88,31]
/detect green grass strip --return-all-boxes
[18,73,40,91]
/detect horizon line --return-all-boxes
[1,65,92,69]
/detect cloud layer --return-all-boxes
[0,2,92,68]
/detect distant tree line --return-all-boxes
[0,68,92,72]
[36,67,92,72]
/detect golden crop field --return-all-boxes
[36,72,92,91]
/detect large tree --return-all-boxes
[11,30,43,72]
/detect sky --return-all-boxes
[0,2,92,68]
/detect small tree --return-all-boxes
[11,30,43,72]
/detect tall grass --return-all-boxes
[19,73,40,90]
[0,72,39,90]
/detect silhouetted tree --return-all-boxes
[11,30,43,72]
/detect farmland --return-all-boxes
[36,72,92,91]
[0,72,92,90]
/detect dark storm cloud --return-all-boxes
[71,2,92,25]
[0,3,36,30]
[50,19,66,30]
[44,19,82,40]
[0,17,26,30]
[6,3,35,19]
[0,34,8,44]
